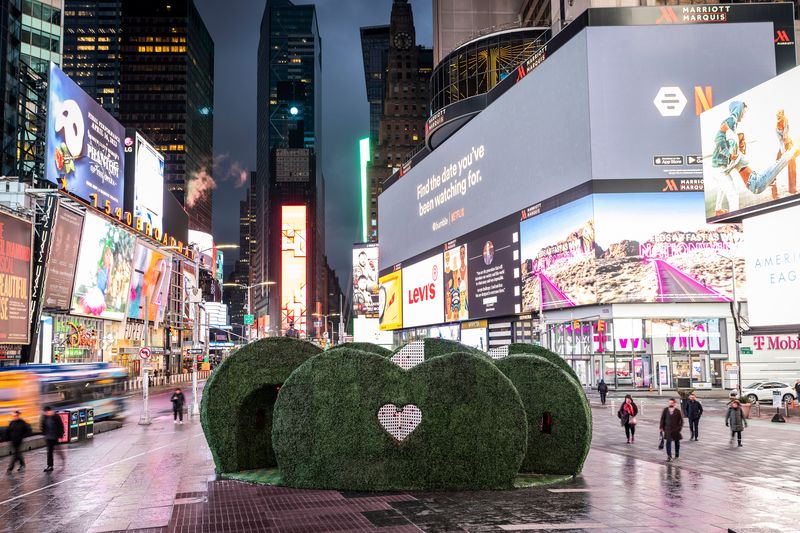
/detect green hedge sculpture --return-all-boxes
[200,337,322,473]
[272,348,527,490]
[329,341,391,357]
[507,343,580,383]
[495,354,591,475]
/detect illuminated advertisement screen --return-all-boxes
[402,253,444,329]
[0,212,33,344]
[133,133,164,234]
[43,205,83,310]
[281,206,307,335]
[182,261,197,323]
[353,243,379,318]
[379,23,775,269]
[189,230,215,274]
[520,196,597,312]
[70,212,136,321]
[744,204,800,328]
[45,64,125,208]
[378,269,402,331]
[702,66,800,222]
[127,243,172,323]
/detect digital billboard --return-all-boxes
[281,206,307,335]
[379,23,776,269]
[520,196,597,312]
[402,253,444,329]
[182,261,198,323]
[702,66,800,222]
[744,204,800,328]
[70,212,136,321]
[132,133,164,234]
[189,230,215,274]
[45,64,126,208]
[0,212,33,344]
[127,243,172,323]
[352,243,379,318]
[43,205,83,310]
[443,244,468,322]
[378,269,402,331]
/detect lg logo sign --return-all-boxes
[654,86,712,117]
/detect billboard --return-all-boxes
[132,133,165,234]
[182,261,198,323]
[702,66,800,222]
[70,212,136,321]
[520,196,597,312]
[0,212,33,344]
[127,243,172,323]
[443,244,468,322]
[379,23,776,269]
[45,64,126,208]
[378,269,402,331]
[744,204,800,328]
[352,243,379,318]
[43,205,83,310]
[189,230,215,274]
[402,253,444,329]
[281,206,307,335]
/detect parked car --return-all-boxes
[741,382,796,405]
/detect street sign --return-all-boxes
[139,347,151,360]
[244,314,254,325]
[187,348,203,355]
[741,347,753,355]
[773,390,783,407]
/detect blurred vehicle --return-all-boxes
[741,381,796,405]
[0,363,128,433]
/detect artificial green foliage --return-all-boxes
[272,348,527,491]
[329,342,391,357]
[495,355,591,475]
[507,343,580,383]
[200,337,322,473]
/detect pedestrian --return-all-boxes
[659,398,684,462]
[598,379,609,405]
[686,393,704,441]
[4,411,31,472]
[171,388,186,424]
[726,399,748,447]
[40,406,65,472]
[617,394,638,444]
[794,379,800,406]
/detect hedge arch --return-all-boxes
[200,337,322,473]
[495,355,591,475]
[272,348,527,491]
[508,343,580,383]
[329,342,391,357]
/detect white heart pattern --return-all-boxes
[390,340,425,370]
[377,404,422,442]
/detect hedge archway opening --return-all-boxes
[236,383,281,471]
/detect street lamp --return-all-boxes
[313,312,341,345]
[222,281,275,341]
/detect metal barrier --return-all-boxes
[125,371,210,392]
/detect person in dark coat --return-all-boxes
[4,411,31,472]
[726,399,748,447]
[171,388,186,424]
[659,398,683,462]
[40,406,65,472]
[685,393,704,441]
[794,380,800,405]
[598,379,609,405]
[617,394,638,444]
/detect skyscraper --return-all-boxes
[364,0,431,242]
[119,0,214,233]
[255,0,328,338]
[20,0,63,75]
[225,173,257,335]
[359,25,389,147]
[0,1,22,176]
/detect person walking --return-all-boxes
[794,379,800,406]
[171,388,186,424]
[726,399,748,447]
[686,393,704,441]
[617,394,638,444]
[4,411,31,473]
[598,379,609,405]
[659,398,684,462]
[40,406,65,472]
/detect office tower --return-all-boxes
[359,24,389,147]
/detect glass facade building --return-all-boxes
[359,25,389,148]
[0,1,21,176]
[20,0,62,75]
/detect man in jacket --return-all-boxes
[726,399,748,447]
[40,406,65,472]
[171,388,186,424]
[686,393,704,441]
[5,411,31,472]
[597,379,609,405]
[659,398,684,462]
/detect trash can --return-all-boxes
[66,410,79,443]
[77,408,88,440]
[57,411,71,444]
[84,407,94,439]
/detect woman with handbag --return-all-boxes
[617,394,638,444]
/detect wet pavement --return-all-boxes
[2,385,800,532]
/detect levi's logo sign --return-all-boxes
[408,283,436,304]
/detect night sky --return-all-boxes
[194,0,432,286]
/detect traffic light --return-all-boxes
[597,320,606,333]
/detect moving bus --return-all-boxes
[0,363,128,432]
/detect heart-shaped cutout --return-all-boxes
[378,404,421,442]
[390,340,424,369]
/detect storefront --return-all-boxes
[45,314,104,364]
[739,334,800,386]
